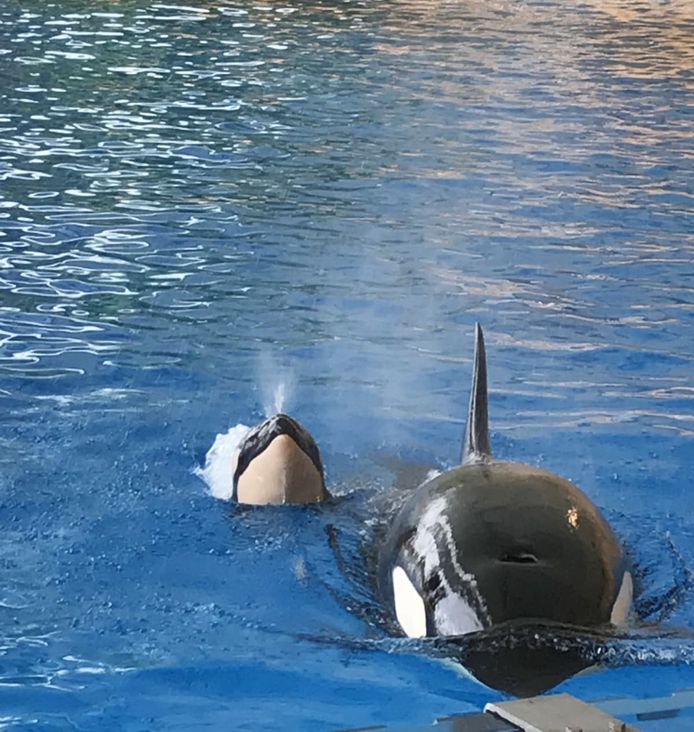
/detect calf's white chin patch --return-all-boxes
[392,566,427,638]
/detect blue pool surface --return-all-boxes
[0,1,692,730]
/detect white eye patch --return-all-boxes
[610,571,633,627]
[392,566,427,638]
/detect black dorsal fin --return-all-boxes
[461,323,492,464]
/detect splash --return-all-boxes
[194,423,250,500]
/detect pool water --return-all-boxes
[0,1,692,730]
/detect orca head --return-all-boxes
[378,323,632,694]
[388,464,631,639]
[439,463,632,630]
[385,473,632,695]
[385,323,631,639]
[233,413,328,505]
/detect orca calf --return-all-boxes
[233,413,330,505]
[377,325,632,693]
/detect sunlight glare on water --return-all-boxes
[0,0,692,729]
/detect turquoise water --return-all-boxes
[0,1,692,729]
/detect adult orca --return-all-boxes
[377,325,632,694]
[233,413,330,505]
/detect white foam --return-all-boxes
[195,423,251,500]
